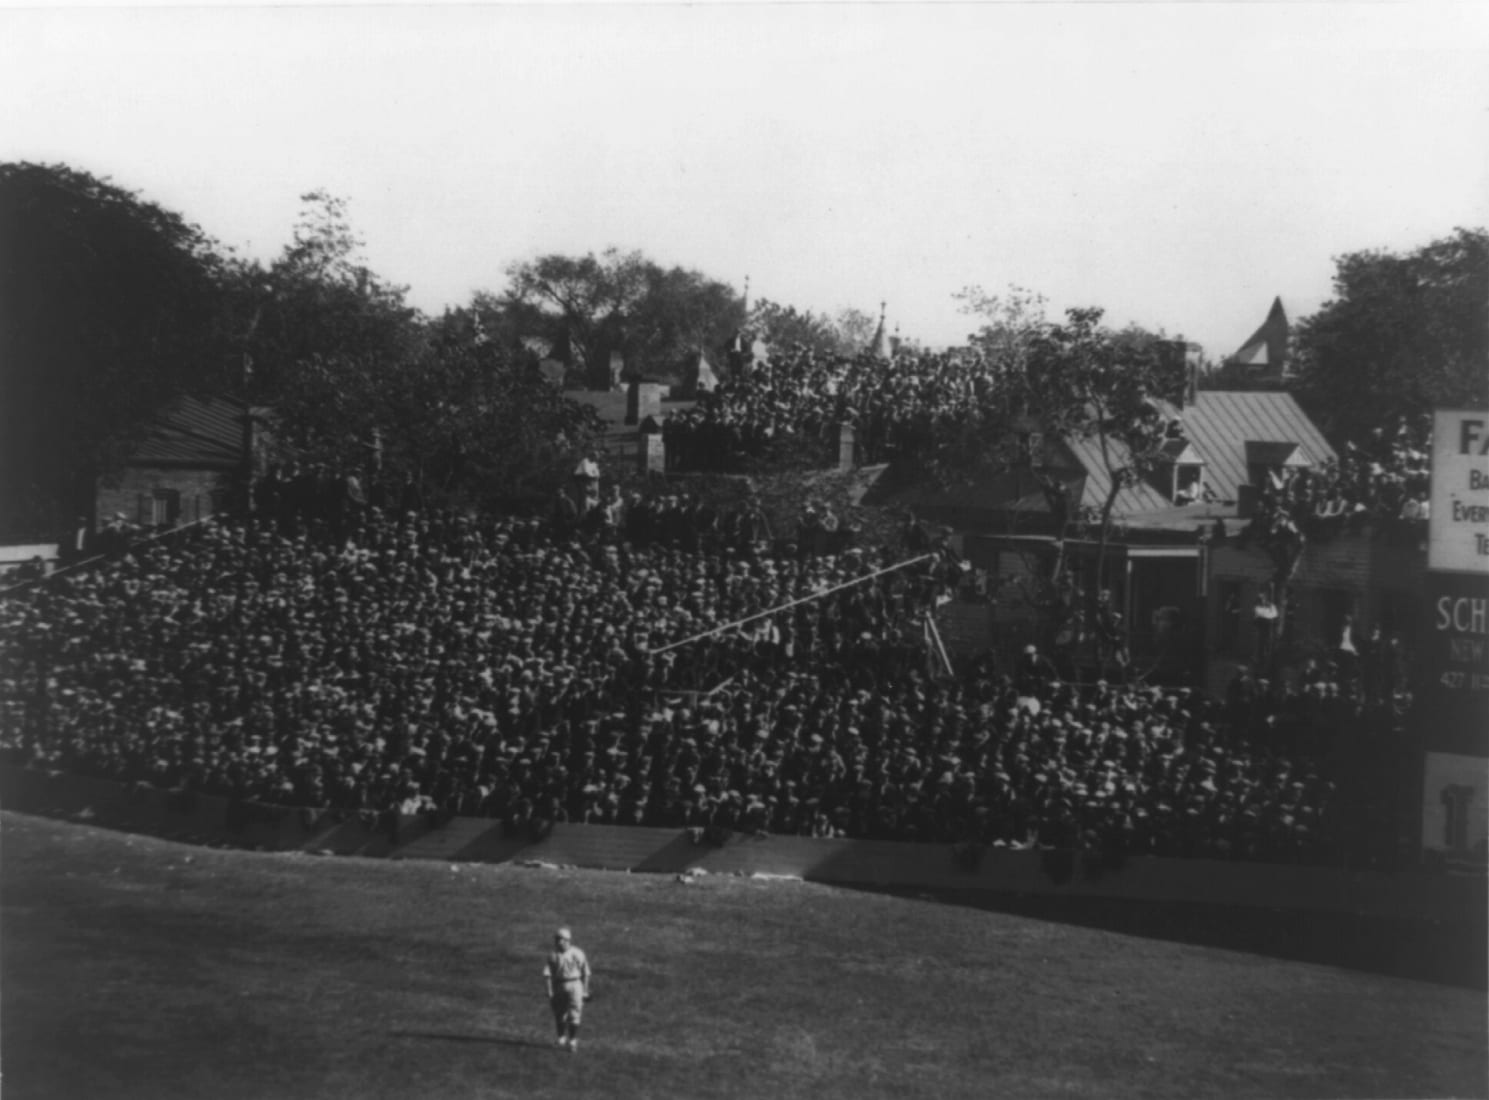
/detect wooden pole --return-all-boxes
[646,553,939,656]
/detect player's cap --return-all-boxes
[555,927,572,941]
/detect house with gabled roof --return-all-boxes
[93,394,264,535]
[868,383,1409,689]
[898,388,1333,533]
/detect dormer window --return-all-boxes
[1244,441,1309,488]
[1174,462,1205,503]
[1158,438,1206,503]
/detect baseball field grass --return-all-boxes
[2,810,1485,1100]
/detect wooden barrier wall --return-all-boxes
[2,765,1481,924]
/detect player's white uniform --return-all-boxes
[545,945,591,1027]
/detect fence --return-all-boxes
[2,764,1479,925]
[0,514,220,598]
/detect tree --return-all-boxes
[927,284,1051,484]
[955,295,1179,517]
[231,194,600,504]
[955,284,1048,351]
[1026,308,1175,570]
[744,298,909,359]
[832,306,880,356]
[236,191,424,402]
[958,297,1176,675]
[746,298,840,359]
[502,249,744,388]
[255,195,607,506]
[273,331,601,508]
[0,162,232,536]
[631,262,745,377]
[1292,227,1488,441]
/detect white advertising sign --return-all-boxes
[1421,751,1489,855]
[1429,409,1489,575]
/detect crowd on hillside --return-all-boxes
[1,495,1412,865]
[663,346,1009,471]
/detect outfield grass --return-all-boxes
[2,811,1484,1100]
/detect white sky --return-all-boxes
[3,2,1487,359]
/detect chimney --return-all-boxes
[638,415,665,474]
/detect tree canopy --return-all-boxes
[502,248,744,387]
[955,291,1183,664]
[235,190,425,402]
[1024,309,1179,533]
[1292,227,1488,441]
[251,195,600,503]
[745,298,841,358]
[744,298,888,359]
[0,169,609,528]
[272,331,601,507]
[951,286,1181,498]
[0,162,231,534]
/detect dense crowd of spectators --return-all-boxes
[663,346,1008,471]
[2,493,1410,865]
[1245,416,1433,561]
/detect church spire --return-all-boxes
[731,275,751,357]
[1225,296,1290,385]
[867,301,891,359]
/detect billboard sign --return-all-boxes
[1420,410,1489,758]
[1428,409,1489,574]
[1420,750,1489,857]
[1421,570,1489,753]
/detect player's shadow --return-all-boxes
[389,1030,549,1050]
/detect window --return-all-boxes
[1244,442,1303,488]
[1174,464,1204,502]
[150,489,180,528]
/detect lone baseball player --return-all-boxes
[543,927,591,1052]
